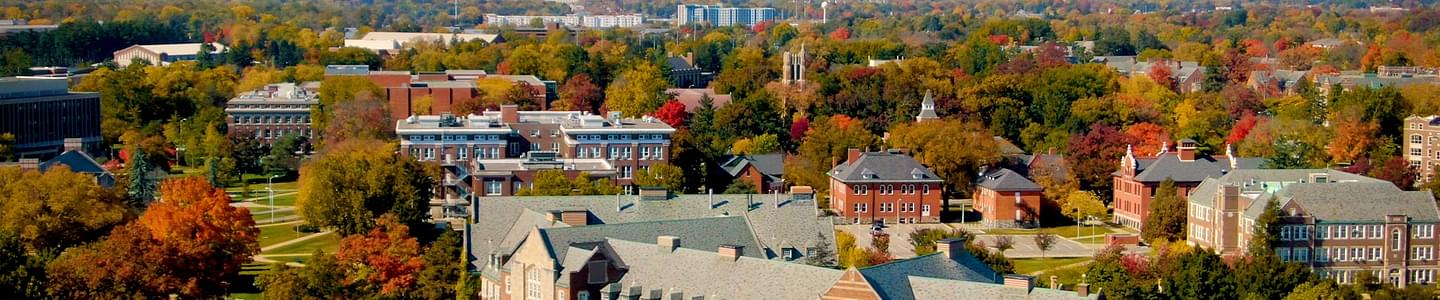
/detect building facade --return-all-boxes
[973,168,1044,228]
[484,14,644,28]
[112,43,227,67]
[324,67,553,121]
[224,82,319,144]
[675,4,777,28]
[1186,169,1440,287]
[0,77,102,160]
[719,153,785,194]
[829,149,945,224]
[1406,116,1440,183]
[395,107,674,219]
[1113,139,1261,230]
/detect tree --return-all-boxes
[1067,124,1132,194]
[0,166,129,252]
[889,119,1000,197]
[634,163,684,192]
[992,235,1015,254]
[297,139,435,235]
[0,133,14,161]
[1143,178,1186,242]
[731,133,781,155]
[1326,112,1378,163]
[1062,191,1108,225]
[48,177,259,299]
[1283,281,1355,300]
[788,115,880,192]
[257,250,348,299]
[1235,198,1315,300]
[314,76,384,141]
[652,100,688,128]
[336,214,424,296]
[604,61,668,118]
[126,150,158,207]
[322,93,393,146]
[264,133,308,176]
[1033,233,1057,261]
[1163,250,1237,300]
[0,230,47,299]
[713,47,774,99]
[556,73,601,113]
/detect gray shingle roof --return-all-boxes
[1122,152,1263,183]
[907,276,1099,300]
[602,238,844,300]
[538,216,767,262]
[1275,182,1440,223]
[830,152,942,183]
[976,168,1042,192]
[858,252,1001,300]
[467,194,834,271]
[993,137,1026,157]
[1188,169,1381,209]
[719,153,785,178]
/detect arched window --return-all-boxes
[526,267,542,300]
[1392,229,1403,251]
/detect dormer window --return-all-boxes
[911,168,926,179]
[860,169,877,179]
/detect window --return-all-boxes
[1413,246,1435,260]
[1316,247,1329,262]
[486,180,502,196]
[620,166,632,179]
[1415,224,1436,238]
[1396,228,1406,250]
[459,147,468,160]
[526,267,541,300]
[880,203,893,212]
[922,205,931,216]
[1317,225,1329,240]
[1335,247,1348,261]
[923,184,930,195]
[653,146,664,160]
[577,291,589,300]
[609,147,619,159]
[854,203,866,212]
[855,185,868,195]
[1278,248,1291,261]
[587,261,607,283]
[1351,247,1363,261]
[1335,225,1348,239]
[1371,225,1383,239]
[640,147,650,159]
[1351,226,1364,238]
[1296,248,1309,262]
[1370,247,1382,261]
[1413,135,1424,144]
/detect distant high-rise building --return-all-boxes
[675,4,777,28]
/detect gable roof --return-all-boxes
[1273,182,1440,223]
[976,168,1042,192]
[993,137,1026,157]
[830,152,942,183]
[907,276,1099,300]
[719,153,785,178]
[665,56,697,71]
[858,252,1000,300]
[40,150,107,174]
[1188,169,1380,209]
[1121,152,1264,183]
[603,238,845,299]
[536,216,767,262]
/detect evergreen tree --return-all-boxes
[1142,178,1185,242]
[127,151,157,207]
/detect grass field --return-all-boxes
[264,232,340,255]
[258,223,307,248]
[1013,257,1092,275]
[250,209,296,224]
[983,224,1120,238]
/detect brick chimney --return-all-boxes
[936,237,964,260]
[847,148,862,165]
[684,52,695,66]
[1076,283,1091,297]
[500,104,519,124]
[657,236,679,253]
[1003,274,1034,291]
[718,244,742,261]
[18,158,39,171]
[63,138,83,153]
[1177,139,1197,161]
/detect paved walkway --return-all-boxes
[974,234,1094,258]
[231,191,298,205]
[251,230,334,268]
[837,223,957,258]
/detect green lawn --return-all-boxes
[225,177,298,195]
[239,193,298,206]
[228,263,272,300]
[1074,235,1108,244]
[264,232,340,255]
[983,224,1119,238]
[258,223,306,248]
[1032,259,1095,290]
[250,209,296,224]
[1013,257,1093,275]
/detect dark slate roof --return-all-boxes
[39,150,107,174]
[1273,182,1440,223]
[719,153,785,178]
[830,152,942,183]
[858,252,1001,300]
[1120,152,1264,183]
[537,216,767,262]
[976,168,1042,192]
[467,194,835,272]
[665,57,697,71]
[907,276,1100,300]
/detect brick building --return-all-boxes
[1405,116,1440,183]
[395,107,673,219]
[973,168,1044,228]
[1113,139,1262,230]
[1186,169,1440,287]
[224,82,319,144]
[0,77,101,160]
[829,149,945,224]
[719,153,785,194]
[324,66,554,121]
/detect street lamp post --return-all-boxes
[268,174,280,222]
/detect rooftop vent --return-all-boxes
[438,112,461,127]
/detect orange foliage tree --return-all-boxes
[48,177,259,298]
[1124,122,1170,156]
[335,214,424,296]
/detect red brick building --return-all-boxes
[973,168,1044,228]
[224,82,319,144]
[829,149,944,224]
[324,66,553,121]
[1112,139,1260,230]
[719,153,785,193]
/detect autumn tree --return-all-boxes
[731,133,781,155]
[322,93,394,146]
[556,73,602,112]
[335,214,424,296]
[712,46,775,99]
[634,163,684,192]
[787,115,880,193]
[888,119,1000,197]
[652,100,688,128]
[1067,124,1132,195]
[48,177,259,299]
[297,139,435,235]
[604,61,668,118]
[1124,122,1170,156]
[0,166,129,252]
[1327,112,1378,163]
[1142,179,1185,242]
[1062,191,1108,226]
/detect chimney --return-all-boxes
[1003,274,1034,292]
[657,236,679,253]
[1076,283,1091,297]
[847,148,861,165]
[608,111,623,126]
[500,104,519,124]
[1049,275,1059,289]
[63,138,82,153]
[936,237,965,259]
[18,158,39,171]
[1177,139,1196,161]
[718,244,742,261]
[684,52,694,66]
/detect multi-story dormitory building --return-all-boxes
[1187,169,1440,287]
[396,105,674,220]
[224,82,320,144]
[1405,115,1440,183]
[463,193,1100,300]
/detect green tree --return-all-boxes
[296,139,435,235]
[127,150,158,207]
[0,133,13,161]
[712,46,774,99]
[1163,250,1237,300]
[413,231,463,300]
[1142,178,1186,242]
[889,119,1000,197]
[787,115,879,193]
[908,228,1014,274]
[0,230,48,299]
[604,61,668,118]
[724,180,756,194]
[634,163,684,192]
[257,250,348,299]
[1235,198,1314,300]
[1283,281,1355,300]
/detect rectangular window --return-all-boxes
[640,147,650,159]
[854,203,865,212]
[1370,247,1382,261]
[486,180,502,196]
[586,261,607,283]
[620,166,632,179]
[1335,225,1348,239]
[526,268,541,300]
[1335,247,1347,261]
[653,146,664,160]
[1296,248,1309,262]
[1277,248,1291,261]
[1371,225,1382,239]
[1316,247,1329,262]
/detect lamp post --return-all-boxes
[268,174,280,222]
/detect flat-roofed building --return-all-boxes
[112,43,227,67]
[224,82,320,144]
[0,77,101,160]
